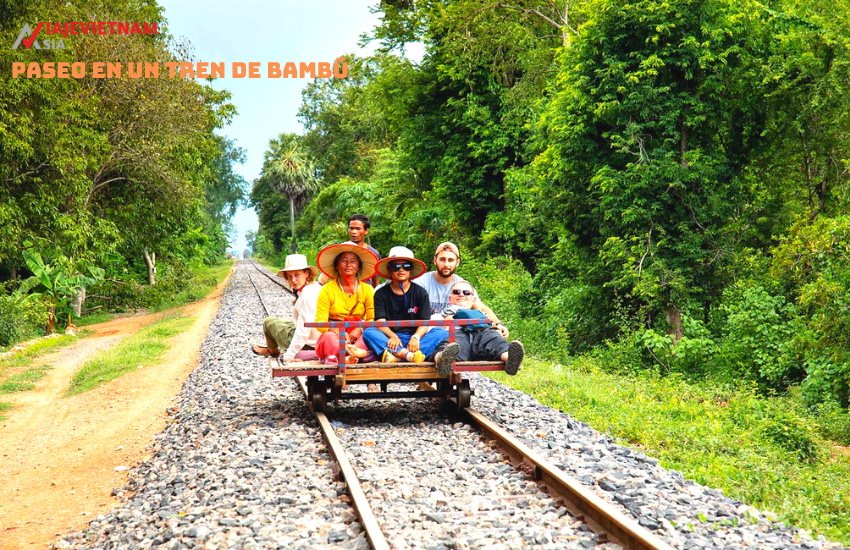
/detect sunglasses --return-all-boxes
[388,262,413,272]
[451,289,474,296]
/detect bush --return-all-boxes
[0,288,49,348]
[772,215,850,406]
[636,315,718,376]
[760,416,820,462]
[713,284,801,391]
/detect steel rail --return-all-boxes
[248,260,297,296]
[461,406,676,550]
[244,262,273,317]
[295,377,391,550]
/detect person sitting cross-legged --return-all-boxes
[361,247,458,371]
[432,280,524,376]
[251,254,321,362]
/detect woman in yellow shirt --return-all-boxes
[314,242,378,364]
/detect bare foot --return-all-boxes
[345,344,368,358]
[344,354,359,365]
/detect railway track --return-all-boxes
[246,260,673,550]
[59,262,837,550]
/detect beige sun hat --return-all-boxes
[316,241,379,281]
[275,254,320,289]
[375,246,427,280]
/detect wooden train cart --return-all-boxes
[270,318,507,412]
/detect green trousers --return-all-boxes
[263,317,295,351]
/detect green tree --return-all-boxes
[256,134,318,254]
[528,0,769,338]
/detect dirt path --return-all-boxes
[0,267,233,550]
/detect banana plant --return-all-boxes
[21,250,103,334]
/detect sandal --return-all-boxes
[252,345,280,357]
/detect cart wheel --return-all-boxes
[311,380,327,413]
[456,379,471,411]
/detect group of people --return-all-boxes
[251,214,524,377]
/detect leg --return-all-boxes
[264,318,295,349]
[354,336,379,362]
[362,328,390,356]
[315,332,340,362]
[470,330,509,361]
[253,318,295,357]
[417,328,449,358]
[295,348,319,361]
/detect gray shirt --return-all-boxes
[413,271,465,315]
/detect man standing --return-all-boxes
[414,242,508,338]
[347,213,382,287]
[362,246,458,371]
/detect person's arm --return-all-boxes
[363,285,375,321]
[284,286,319,361]
[373,289,400,349]
[476,300,508,337]
[314,285,331,333]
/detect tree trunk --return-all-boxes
[71,287,86,318]
[289,197,297,254]
[10,266,16,280]
[143,248,156,286]
[665,304,683,342]
[46,305,55,335]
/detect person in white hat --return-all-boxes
[360,246,459,371]
[313,242,379,364]
[252,254,322,362]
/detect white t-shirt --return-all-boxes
[284,282,322,361]
[413,271,465,315]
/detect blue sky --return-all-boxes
[157,1,403,253]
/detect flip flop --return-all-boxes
[252,345,280,357]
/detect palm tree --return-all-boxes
[259,134,318,253]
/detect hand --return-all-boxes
[387,335,402,351]
[407,337,420,353]
[496,323,509,338]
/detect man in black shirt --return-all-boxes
[362,246,458,369]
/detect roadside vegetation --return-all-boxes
[0,401,12,422]
[67,315,196,396]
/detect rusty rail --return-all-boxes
[295,377,390,550]
[462,406,676,550]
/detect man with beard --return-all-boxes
[414,242,508,339]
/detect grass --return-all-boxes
[0,401,12,421]
[0,365,52,393]
[0,332,86,374]
[66,315,196,396]
[489,356,850,545]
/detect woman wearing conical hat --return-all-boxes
[313,242,379,364]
